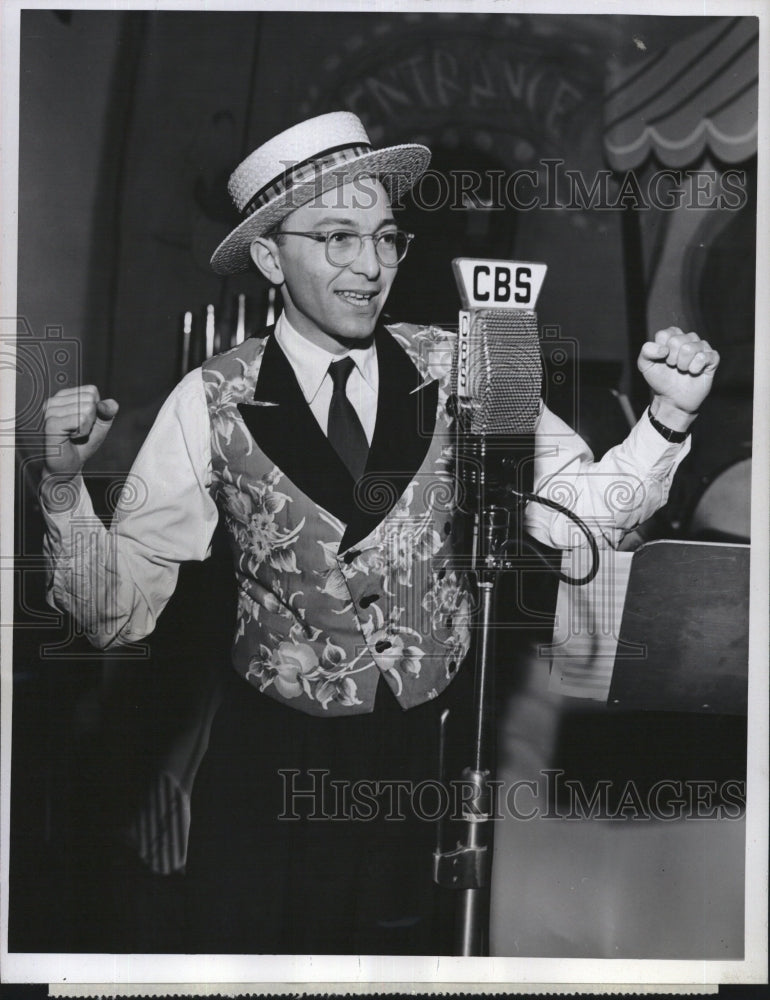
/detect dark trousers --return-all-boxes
[185,664,474,955]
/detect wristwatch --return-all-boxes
[647,407,691,443]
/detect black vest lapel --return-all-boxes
[237,332,360,526]
[341,326,439,551]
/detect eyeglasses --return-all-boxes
[276,228,414,267]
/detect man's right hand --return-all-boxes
[43,386,119,480]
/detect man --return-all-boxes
[41,112,719,954]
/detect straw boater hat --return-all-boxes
[210,111,431,275]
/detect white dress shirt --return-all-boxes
[41,335,689,649]
[274,313,378,443]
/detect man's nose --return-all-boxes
[351,235,382,279]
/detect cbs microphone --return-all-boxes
[451,258,546,561]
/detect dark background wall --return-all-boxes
[18,10,723,468]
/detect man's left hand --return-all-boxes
[637,327,720,432]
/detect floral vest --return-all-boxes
[201,323,472,717]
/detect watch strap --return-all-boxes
[647,407,691,443]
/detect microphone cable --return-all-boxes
[503,487,600,586]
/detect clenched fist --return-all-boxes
[637,327,720,431]
[43,385,119,481]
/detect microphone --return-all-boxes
[435,259,596,956]
[451,258,546,560]
[435,261,549,938]
[450,257,599,583]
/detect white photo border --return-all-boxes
[1,0,767,990]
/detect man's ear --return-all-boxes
[250,237,284,285]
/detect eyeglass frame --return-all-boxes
[272,228,415,267]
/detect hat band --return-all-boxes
[243,142,373,218]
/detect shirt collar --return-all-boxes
[274,312,378,404]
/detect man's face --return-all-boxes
[268,177,398,353]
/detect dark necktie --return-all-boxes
[327,357,369,481]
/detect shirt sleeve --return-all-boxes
[524,404,691,550]
[41,369,218,649]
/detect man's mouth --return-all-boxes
[336,290,377,304]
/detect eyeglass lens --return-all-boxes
[326,231,410,266]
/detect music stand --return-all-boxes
[608,540,749,716]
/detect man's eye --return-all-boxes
[328,231,357,246]
[379,232,398,246]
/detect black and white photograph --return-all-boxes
[1,0,767,990]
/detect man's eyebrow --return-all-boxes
[309,215,397,230]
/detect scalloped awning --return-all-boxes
[603,17,758,171]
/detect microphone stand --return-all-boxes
[435,271,548,953]
[434,432,521,956]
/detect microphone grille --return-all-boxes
[467,309,542,435]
